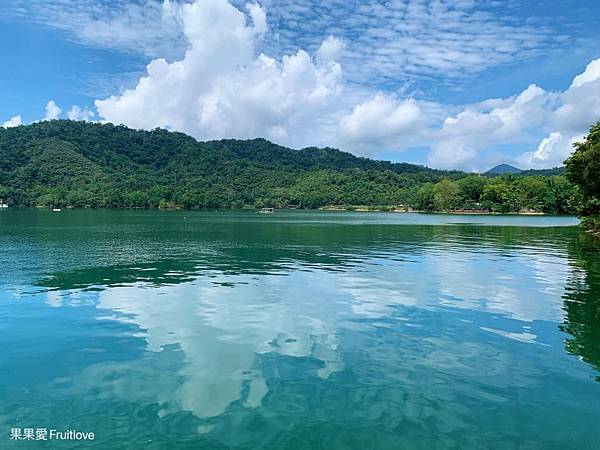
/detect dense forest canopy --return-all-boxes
[0,120,581,213]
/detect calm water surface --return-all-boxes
[1,210,599,449]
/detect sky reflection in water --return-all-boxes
[0,210,599,448]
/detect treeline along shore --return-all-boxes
[0,120,598,219]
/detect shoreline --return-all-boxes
[0,206,565,217]
[318,206,547,215]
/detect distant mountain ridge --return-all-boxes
[485,164,523,175]
[484,163,566,177]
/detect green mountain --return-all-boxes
[485,164,523,175]
[0,120,465,208]
[485,164,566,177]
[0,120,580,213]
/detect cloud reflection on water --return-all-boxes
[3,212,600,447]
[34,225,585,421]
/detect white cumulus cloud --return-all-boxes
[554,61,600,133]
[2,115,22,128]
[67,105,95,121]
[317,36,344,64]
[516,132,584,169]
[570,59,600,89]
[44,100,62,120]
[95,0,343,148]
[338,57,600,171]
[427,84,552,169]
[338,95,424,153]
[515,59,600,169]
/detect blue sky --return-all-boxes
[1,0,599,171]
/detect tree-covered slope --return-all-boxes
[0,120,459,208]
[0,120,580,213]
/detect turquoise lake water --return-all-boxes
[1,210,599,449]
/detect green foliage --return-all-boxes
[566,122,600,217]
[457,175,487,205]
[481,178,521,213]
[413,183,435,211]
[0,120,580,214]
[432,179,461,211]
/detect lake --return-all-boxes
[1,209,599,449]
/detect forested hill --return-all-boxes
[0,120,580,213]
[0,120,459,175]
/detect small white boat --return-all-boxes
[259,207,274,214]
[0,204,8,209]
[52,208,62,212]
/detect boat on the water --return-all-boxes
[259,207,274,214]
[0,199,8,209]
[52,208,62,212]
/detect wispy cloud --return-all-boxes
[271,0,560,88]
[4,0,563,90]
[3,0,187,59]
